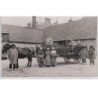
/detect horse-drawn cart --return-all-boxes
[56,44,84,63]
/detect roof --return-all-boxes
[43,17,97,41]
[1,17,97,44]
[1,24,44,43]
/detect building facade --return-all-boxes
[1,17,97,54]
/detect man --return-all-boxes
[79,46,88,64]
[7,44,18,71]
[27,48,32,67]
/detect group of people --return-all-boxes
[7,44,57,71]
[6,42,95,71]
[69,39,95,65]
[79,45,95,65]
[37,46,57,67]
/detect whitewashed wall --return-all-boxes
[10,42,41,51]
[80,39,96,49]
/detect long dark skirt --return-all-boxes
[51,56,56,66]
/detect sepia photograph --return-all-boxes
[1,16,97,77]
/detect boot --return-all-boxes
[53,65,55,67]
[13,64,16,70]
[9,64,12,71]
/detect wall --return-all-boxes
[80,39,96,49]
[2,33,9,44]
[55,39,96,48]
[54,39,97,54]
[80,39,97,55]
[9,42,41,51]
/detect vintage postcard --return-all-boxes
[1,16,97,77]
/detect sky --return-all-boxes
[1,16,82,26]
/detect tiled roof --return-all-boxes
[2,24,44,43]
[43,17,97,42]
[1,17,97,44]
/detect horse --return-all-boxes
[2,44,35,59]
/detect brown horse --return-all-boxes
[2,44,34,59]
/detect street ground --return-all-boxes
[2,57,97,78]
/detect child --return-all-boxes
[37,47,44,67]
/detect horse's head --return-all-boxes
[2,44,13,53]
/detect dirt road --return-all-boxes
[2,57,97,77]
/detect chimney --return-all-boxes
[45,18,51,27]
[32,16,37,28]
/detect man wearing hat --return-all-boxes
[7,44,18,71]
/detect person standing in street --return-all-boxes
[37,47,44,67]
[7,44,18,71]
[45,48,51,67]
[50,47,57,67]
[79,46,88,64]
[88,45,95,65]
[27,48,32,67]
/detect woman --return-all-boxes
[7,44,18,71]
[45,48,51,67]
[50,47,57,67]
[88,45,95,65]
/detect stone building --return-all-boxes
[1,17,97,52]
[43,17,97,50]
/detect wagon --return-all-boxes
[56,45,83,63]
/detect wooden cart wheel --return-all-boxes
[77,58,81,63]
[73,58,81,63]
[73,59,78,63]
[64,57,67,62]
[64,57,70,62]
